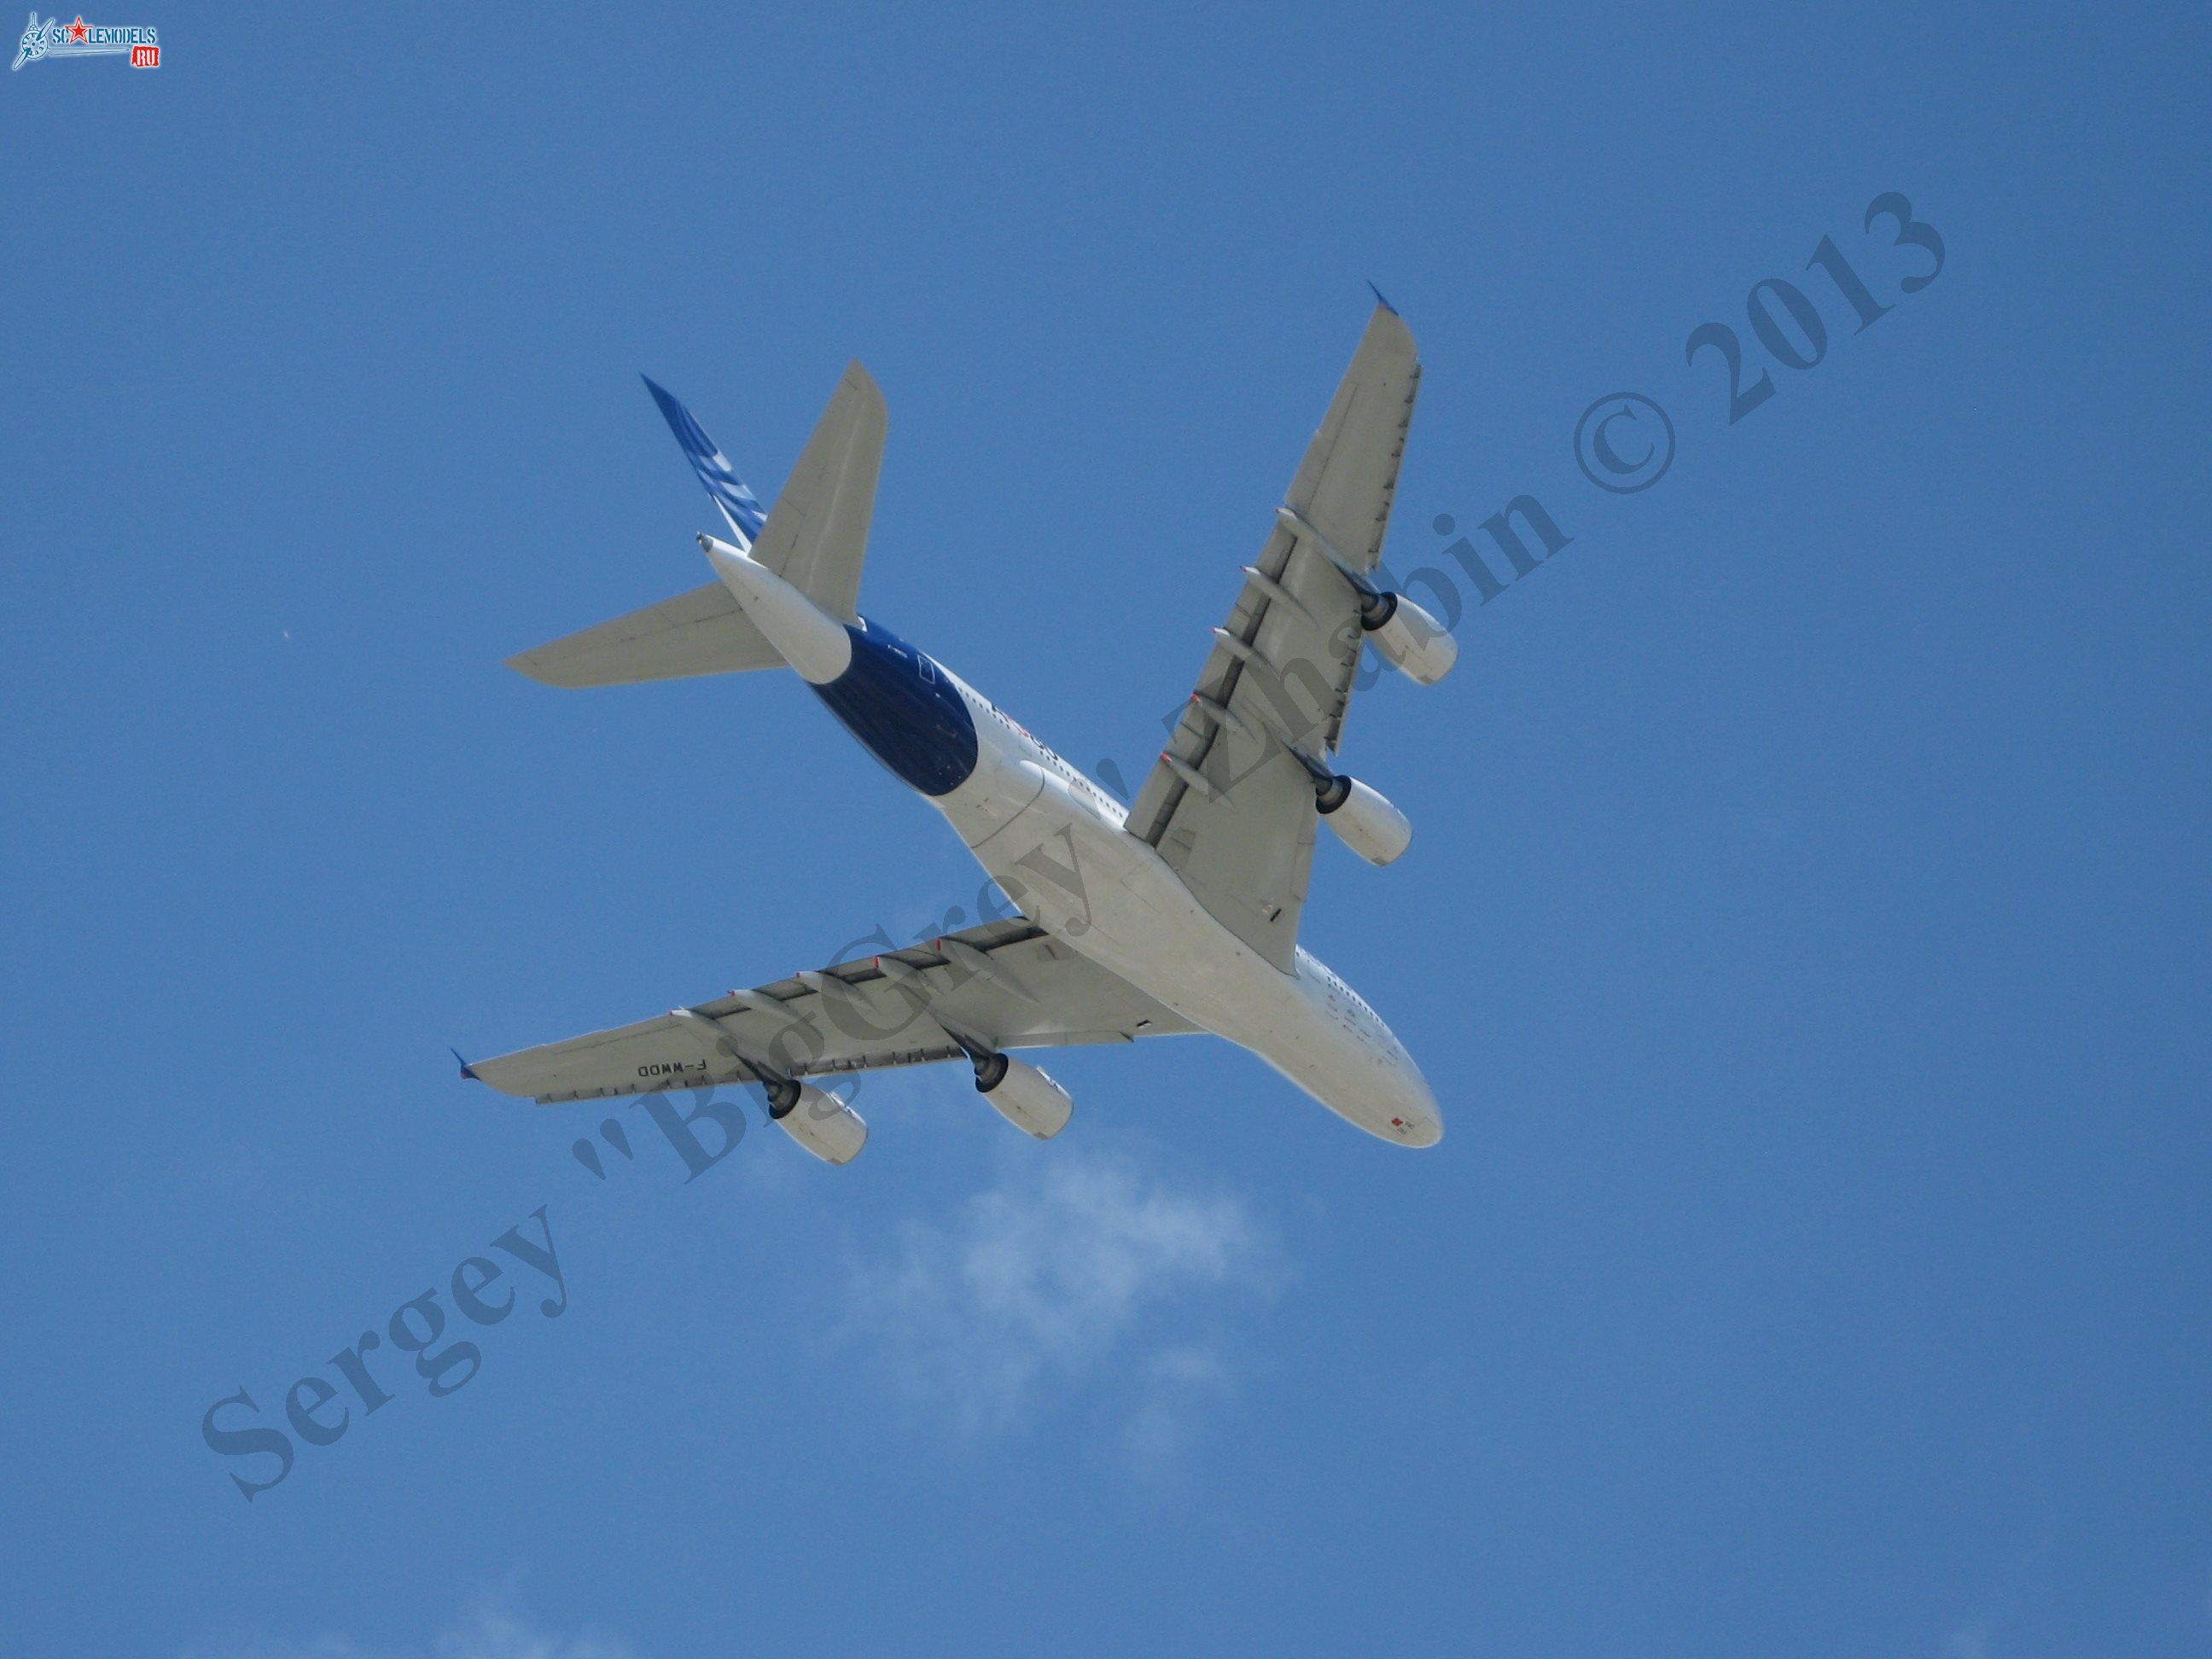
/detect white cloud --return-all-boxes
[185,1598,637,1659]
[839,1149,1278,1445]
[1120,1344,1236,1476]
[430,1607,636,1659]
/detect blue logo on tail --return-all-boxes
[642,375,768,545]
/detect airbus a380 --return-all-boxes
[468,301,1458,1161]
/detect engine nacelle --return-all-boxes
[767,1078,868,1165]
[974,1051,1074,1139]
[1317,773,1412,865]
[1360,591,1458,685]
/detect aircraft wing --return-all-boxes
[468,917,1198,1104]
[1122,302,1421,971]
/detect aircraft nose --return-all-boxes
[1394,1110,1443,1148]
[1385,1073,1444,1148]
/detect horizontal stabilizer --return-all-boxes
[504,580,783,688]
[748,360,886,624]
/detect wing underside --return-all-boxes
[469,917,1197,1105]
[1123,303,1421,970]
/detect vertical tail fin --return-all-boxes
[642,375,770,548]
[640,365,885,625]
[507,363,887,689]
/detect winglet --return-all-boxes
[640,375,769,548]
[451,1046,479,1082]
[1365,280,1399,317]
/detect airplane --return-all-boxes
[465,300,1458,1161]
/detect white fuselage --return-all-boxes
[934,667,1441,1148]
[702,538,1441,1147]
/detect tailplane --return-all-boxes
[505,364,886,689]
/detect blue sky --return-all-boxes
[3,3,2208,1654]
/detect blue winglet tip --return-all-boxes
[1366,280,1399,316]
[451,1046,478,1082]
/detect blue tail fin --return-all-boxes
[642,375,769,546]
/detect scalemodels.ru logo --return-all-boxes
[13,13,159,70]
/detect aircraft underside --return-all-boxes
[474,301,1451,1160]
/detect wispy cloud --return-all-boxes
[839,1148,1278,1449]
[1120,1344,1236,1476]
[184,1598,637,1659]
[428,1606,634,1659]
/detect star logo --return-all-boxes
[67,14,86,42]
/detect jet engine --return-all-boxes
[1359,591,1458,685]
[1316,773,1413,865]
[973,1051,1074,1139]
[766,1076,868,1164]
